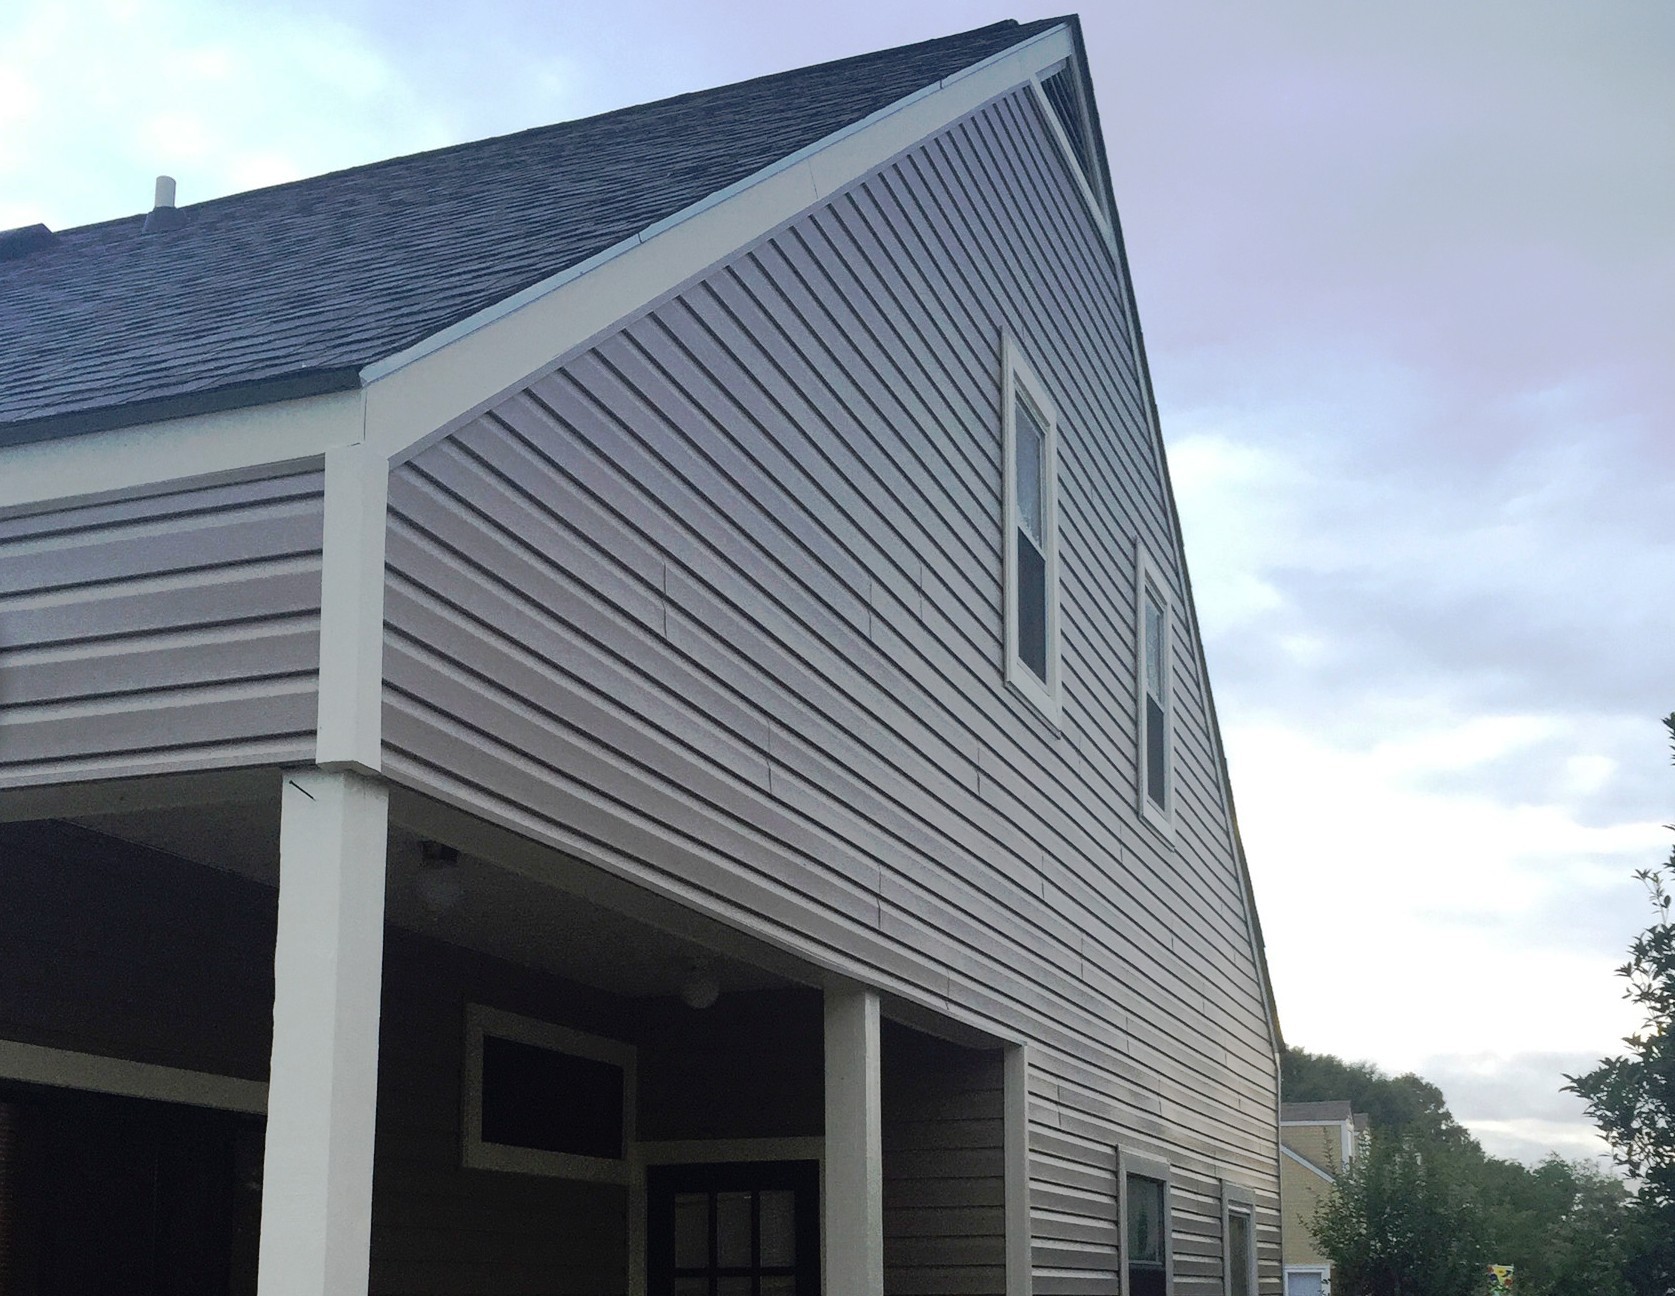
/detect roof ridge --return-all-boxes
[49,19,1050,238]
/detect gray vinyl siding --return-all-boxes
[384,85,1278,1293]
[0,472,324,787]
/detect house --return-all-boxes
[1278,1101,1370,1295]
[0,16,1282,1296]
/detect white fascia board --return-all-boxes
[0,387,364,516]
[1282,1144,1337,1184]
[360,23,1077,466]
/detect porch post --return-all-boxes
[258,768,389,1296]
[824,984,883,1296]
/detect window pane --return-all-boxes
[673,1193,709,1268]
[479,1034,624,1159]
[1146,695,1167,809]
[715,1191,752,1268]
[1017,532,1048,681]
[1144,594,1165,699]
[1127,1174,1165,1264]
[1014,395,1046,545]
[759,1189,796,1267]
[1286,1274,1325,1296]
[1229,1211,1253,1296]
[673,1279,708,1296]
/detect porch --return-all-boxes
[0,768,1023,1296]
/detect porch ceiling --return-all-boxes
[61,793,791,1003]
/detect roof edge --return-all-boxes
[358,21,1073,389]
[0,367,363,450]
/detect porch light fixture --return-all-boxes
[415,841,465,915]
[678,963,721,1010]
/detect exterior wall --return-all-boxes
[882,1022,1005,1296]
[1279,1154,1331,1268]
[0,471,324,788]
[1281,1123,1348,1176]
[383,81,1278,1294]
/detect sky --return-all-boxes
[4,0,1671,1167]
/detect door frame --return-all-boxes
[630,1139,824,1296]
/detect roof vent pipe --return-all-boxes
[143,175,184,234]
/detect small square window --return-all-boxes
[1002,336,1061,720]
[462,1004,635,1182]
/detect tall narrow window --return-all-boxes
[1121,1153,1172,1296]
[1002,337,1061,719]
[1223,1181,1257,1296]
[1135,548,1173,828]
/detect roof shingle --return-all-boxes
[0,19,1063,442]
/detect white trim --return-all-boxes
[0,390,360,515]
[1001,333,1063,723]
[824,985,883,1296]
[259,767,389,1296]
[1281,1143,1337,1184]
[359,26,1079,469]
[1285,1265,1333,1296]
[1027,63,1115,238]
[461,1003,637,1185]
[1135,542,1175,835]
[1004,1045,1033,1296]
[314,445,388,774]
[1221,1179,1257,1296]
[1117,1148,1174,1296]
[0,1037,267,1114]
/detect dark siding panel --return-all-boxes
[0,472,323,786]
[883,1024,1006,1296]
[384,85,1279,1289]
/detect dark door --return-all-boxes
[646,1160,819,1296]
[0,1082,261,1296]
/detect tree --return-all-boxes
[1566,713,1675,1295]
[1282,1046,1471,1146]
[1309,1132,1489,1296]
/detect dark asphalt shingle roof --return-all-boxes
[0,18,1065,443]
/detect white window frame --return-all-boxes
[1001,334,1062,722]
[1221,1179,1258,1296]
[462,1003,637,1184]
[1117,1147,1173,1296]
[1134,543,1174,833]
[1285,1265,1333,1296]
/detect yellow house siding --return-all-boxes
[1281,1150,1333,1267]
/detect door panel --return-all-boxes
[647,1161,819,1296]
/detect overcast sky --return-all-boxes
[5,0,1671,1167]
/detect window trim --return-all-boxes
[1118,1148,1173,1296]
[1134,543,1174,833]
[1285,1264,1333,1296]
[462,1003,637,1183]
[1221,1179,1258,1296]
[1001,334,1062,722]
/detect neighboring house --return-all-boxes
[0,16,1282,1296]
[1279,1101,1370,1296]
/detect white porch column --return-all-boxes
[258,768,389,1296]
[824,984,883,1296]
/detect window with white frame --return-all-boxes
[1135,547,1172,826]
[462,1004,635,1183]
[1002,337,1061,718]
[1222,1181,1257,1296]
[1286,1266,1331,1296]
[1121,1151,1172,1296]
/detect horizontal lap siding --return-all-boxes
[0,471,324,786]
[384,87,1277,1291]
[882,1024,1006,1296]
